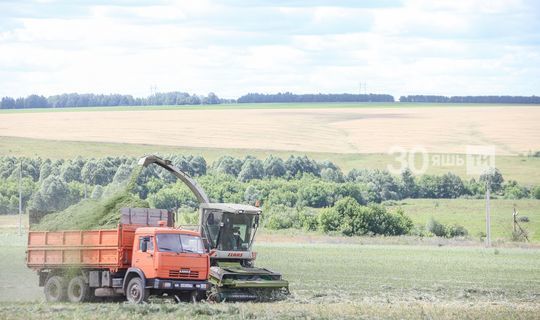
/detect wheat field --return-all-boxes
[0,105,539,155]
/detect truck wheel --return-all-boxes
[126,277,149,304]
[44,276,67,302]
[67,276,91,303]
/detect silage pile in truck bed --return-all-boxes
[33,166,149,231]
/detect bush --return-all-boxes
[317,197,413,236]
[263,206,293,229]
[318,207,341,233]
[426,218,447,237]
[532,186,540,199]
[263,205,316,230]
[447,224,468,237]
[426,218,468,238]
[503,181,529,199]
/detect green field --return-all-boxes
[1,136,539,185]
[2,102,534,114]
[388,198,540,241]
[0,215,539,319]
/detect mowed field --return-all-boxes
[0,216,539,319]
[0,104,539,155]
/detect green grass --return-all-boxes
[1,136,539,185]
[3,102,537,114]
[1,214,539,318]
[388,198,540,241]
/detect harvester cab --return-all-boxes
[138,155,289,302]
[200,203,260,255]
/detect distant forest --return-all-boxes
[1,92,539,109]
[399,95,540,104]
[237,92,394,103]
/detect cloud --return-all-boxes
[0,0,538,98]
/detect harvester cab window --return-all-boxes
[203,210,223,248]
[218,214,255,251]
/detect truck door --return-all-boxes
[133,235,156,278]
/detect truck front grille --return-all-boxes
[169,270,200,279]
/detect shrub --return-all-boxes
[318,207,341,233]
[317,197,413,236]
[532,186,540,200]
[426,218,468,238]
[447,224,468,237]
[263,205,299,230]
[503,181,529,199]
[426,218,447,237]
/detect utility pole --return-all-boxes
[18,160,23,236]
[485,183,491,247]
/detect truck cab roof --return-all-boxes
[134,227,201,237]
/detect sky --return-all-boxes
[0,0,539,98]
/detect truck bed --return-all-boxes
[26,208,171,272]
[27,226,135,271]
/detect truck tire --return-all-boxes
[67,276,91,303]
[126,277,149,304]
[44,276,67,302]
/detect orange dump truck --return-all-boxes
[27,208,210,303]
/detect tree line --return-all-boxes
[236,92,395,103]
[2,154,539,238]
[399,95,540,104]
[1,154,538,216]
[0,92,224,109]
[3,92,539,109]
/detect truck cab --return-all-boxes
[124,227,209,303]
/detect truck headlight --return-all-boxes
[196,284,207,289]
[163,282,172,289]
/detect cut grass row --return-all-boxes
[1,136,539,185]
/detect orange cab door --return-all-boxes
[132,235,156,278]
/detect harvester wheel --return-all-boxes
[44,276,68,302]
[126,277,149,304]
[67,276,91,303]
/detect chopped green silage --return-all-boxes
[33,166,149,231]
[33,193,149,231]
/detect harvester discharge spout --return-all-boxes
[138,155,210,204]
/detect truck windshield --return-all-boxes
[156,234,204,254]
